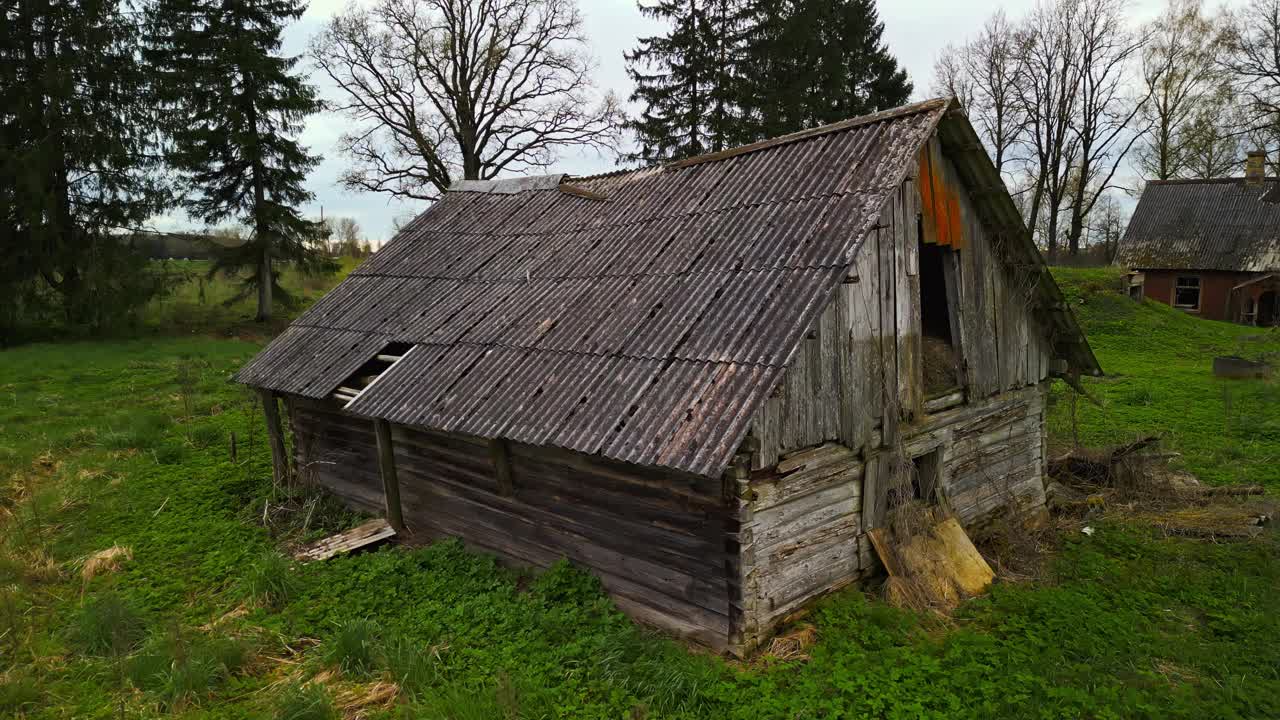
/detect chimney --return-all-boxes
[1245,150,1266,185]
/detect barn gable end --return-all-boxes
[733,130,1068,649]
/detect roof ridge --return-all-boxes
[1147,176,1278,186]
[568,97,954,183]
[664,97,953,171]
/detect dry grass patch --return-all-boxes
[80,545,132,583]
[765,622,817,662]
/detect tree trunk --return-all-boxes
[244,83,272,322]
[256,243,272,322]
[1045,204,1060,263]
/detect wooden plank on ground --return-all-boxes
[295,518,396,562]
[868,511,994,611]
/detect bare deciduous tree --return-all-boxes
[1063,0,1149,256]
[932,12,1029,179]
[311,0,623,201]
[1219,0,1280,167]
[1087,190,1126,263]
[1015,0,1084,261]
[932,44,977,111]
[1181,83,1246,178]
[1135,0,1222,180]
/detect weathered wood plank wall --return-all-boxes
[736,383,1048,648]
[734,137,1058,649]
[751,141,1057,469]
[734,444,867,651]
[287,398,735,650]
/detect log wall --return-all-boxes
[287,398,735,651]
[735,383,1049,652]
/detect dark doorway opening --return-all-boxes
[918,239,962,396]
[1260,291,1278,327]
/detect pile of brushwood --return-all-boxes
[1046,436,1273,539]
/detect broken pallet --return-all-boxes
[295,518,396,562]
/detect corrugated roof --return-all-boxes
[1118,178,1280,272]
[237,97,1092,477]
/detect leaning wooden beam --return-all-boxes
[374,419,405,532]
[258,389,290,486]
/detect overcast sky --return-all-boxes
[158,0,1174,243]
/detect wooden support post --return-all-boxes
[861,454,882,531]
[490,439,514,496]
[258,389,290,487]
[374,419,405,532]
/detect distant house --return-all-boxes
[235,98,1099,655]
[1118,153,1280,325]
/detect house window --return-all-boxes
[1173,276,1200,310]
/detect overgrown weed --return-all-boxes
[242,551,300,609]
[72,593,147,656]
[274,681,339,720]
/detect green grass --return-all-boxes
[1047,267,1280,487]
[0,265,1275,718]
[137,257,361,336]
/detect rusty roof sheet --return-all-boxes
[236,99,950,477]
[1118,178,1280,272]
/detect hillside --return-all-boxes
[0,267,1276,719]
[1047,267,1279,487]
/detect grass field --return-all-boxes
[0,266,1277,719]
[137,258,361,337]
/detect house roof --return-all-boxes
[236,98,1096,477]
[1118,178,1280,272]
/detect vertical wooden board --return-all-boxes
[896,179,921,421]
[861,454,883,531]
[375,419,405,531]
[982,231,1003,396]
[992,254,1014,391]
[817,303,841,441]
[839,243,882,452]
[835,282,859,450]
[877,196,899,448]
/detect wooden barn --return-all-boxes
[1118,152,1280,325]
[235,98,1100,655]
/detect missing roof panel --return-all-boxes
[331,341,414,405]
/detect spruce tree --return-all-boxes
[625,0,746,162]
[741,0,912,139]
[146,0,332,321]
[1,0,168,332]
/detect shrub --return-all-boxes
[323,618,380,676]
[274,682,338,720]
[72,593,147,655]
[242,551,300,608]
